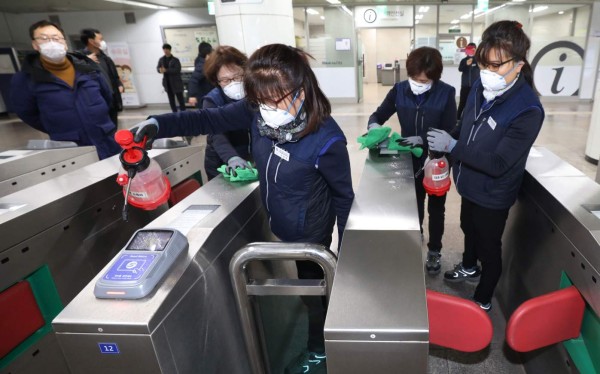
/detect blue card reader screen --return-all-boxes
[127,230,173,251]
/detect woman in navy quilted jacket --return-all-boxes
[427,21,544,312]
[367,47,457,276]
[130,44,354,373]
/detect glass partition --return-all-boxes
[438,4,473,35]
[293,8,307,50]
[414,5,437,48]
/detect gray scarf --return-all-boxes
[257,108,308,144]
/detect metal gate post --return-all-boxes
[230,242,337,374]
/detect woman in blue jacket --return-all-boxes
[367,47,456,276]
[427,21,544,311]
[200,46,252,180]
[131,44,354,373]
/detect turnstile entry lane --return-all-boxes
[499,146,600,373]
[0,145,203,374]
[325,151,428,373]
[53,177,272,374]
[0,145,98,197]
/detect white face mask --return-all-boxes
[223,81,245,100]
[480,63,520,100]
[408,78,432,95]
[39,41,67,63]
[480,69,509,92]
[99,40,108,52]
[259,106,297,129]
[259,92,304,129]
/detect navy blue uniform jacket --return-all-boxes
[10,52,120,159]
[200,88,251,179]
[368,79,457,169]
[152,100,355,245]
[451,74,544,209]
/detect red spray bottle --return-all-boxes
[114,130,171,221]
[423,151,451,196]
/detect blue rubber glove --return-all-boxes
[226,156,251,176]
[398,135,423,147]
[130,118,159,149]
[427,129,457,153]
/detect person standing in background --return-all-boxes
[157,43,186,112]
[10,20,120,160]
[200,45,251,180]
[188,42,214,108]
[80,28,124,126]
[457,43,480,120]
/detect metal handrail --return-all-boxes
[230,242,338,374]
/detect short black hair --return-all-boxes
[80,28,100,46]
[198,42,213,58]
[162,43,172,50]
[29,20,65,40]
[467,42,477,48]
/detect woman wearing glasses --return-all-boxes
[130,44,354,373]
[200,46,252,180]
[10,20,119,160]
[427,21,544,311]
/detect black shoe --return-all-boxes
[444,262,481,283]
[284,351,326,374]
[475,300,492,312]
[425,251,441,275]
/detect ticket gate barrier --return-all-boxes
[324,151,428,373]
[0,144,203,374]
[499,147,600,374]
[0,144,98,197]
[52,177,271,374]
[230,242,337,374]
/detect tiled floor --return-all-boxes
[0,82,595,373]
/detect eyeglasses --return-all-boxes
[34,35,66,43]
[217,74,243,85]
[479,58,513,72]
[259,90,300,112]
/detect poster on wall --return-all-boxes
[162,25,219,68]
[107,42,143,107]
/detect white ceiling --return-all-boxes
[0,0,590,14]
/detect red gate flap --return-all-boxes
[506,286,585,352]
[0,281,45,358]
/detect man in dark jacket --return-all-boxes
[457,43,480,120]
[80,28,124,126]
[187,42,214,108]
[157,43,186,112]
[10,20,120,160]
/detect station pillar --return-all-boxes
[214,0,295,55]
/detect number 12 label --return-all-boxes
[98,343,120,354]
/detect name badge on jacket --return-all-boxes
[274,145,290,161]
[487,116,497,130]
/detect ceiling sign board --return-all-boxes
[221,0,263,3]
[355,6,414,28]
